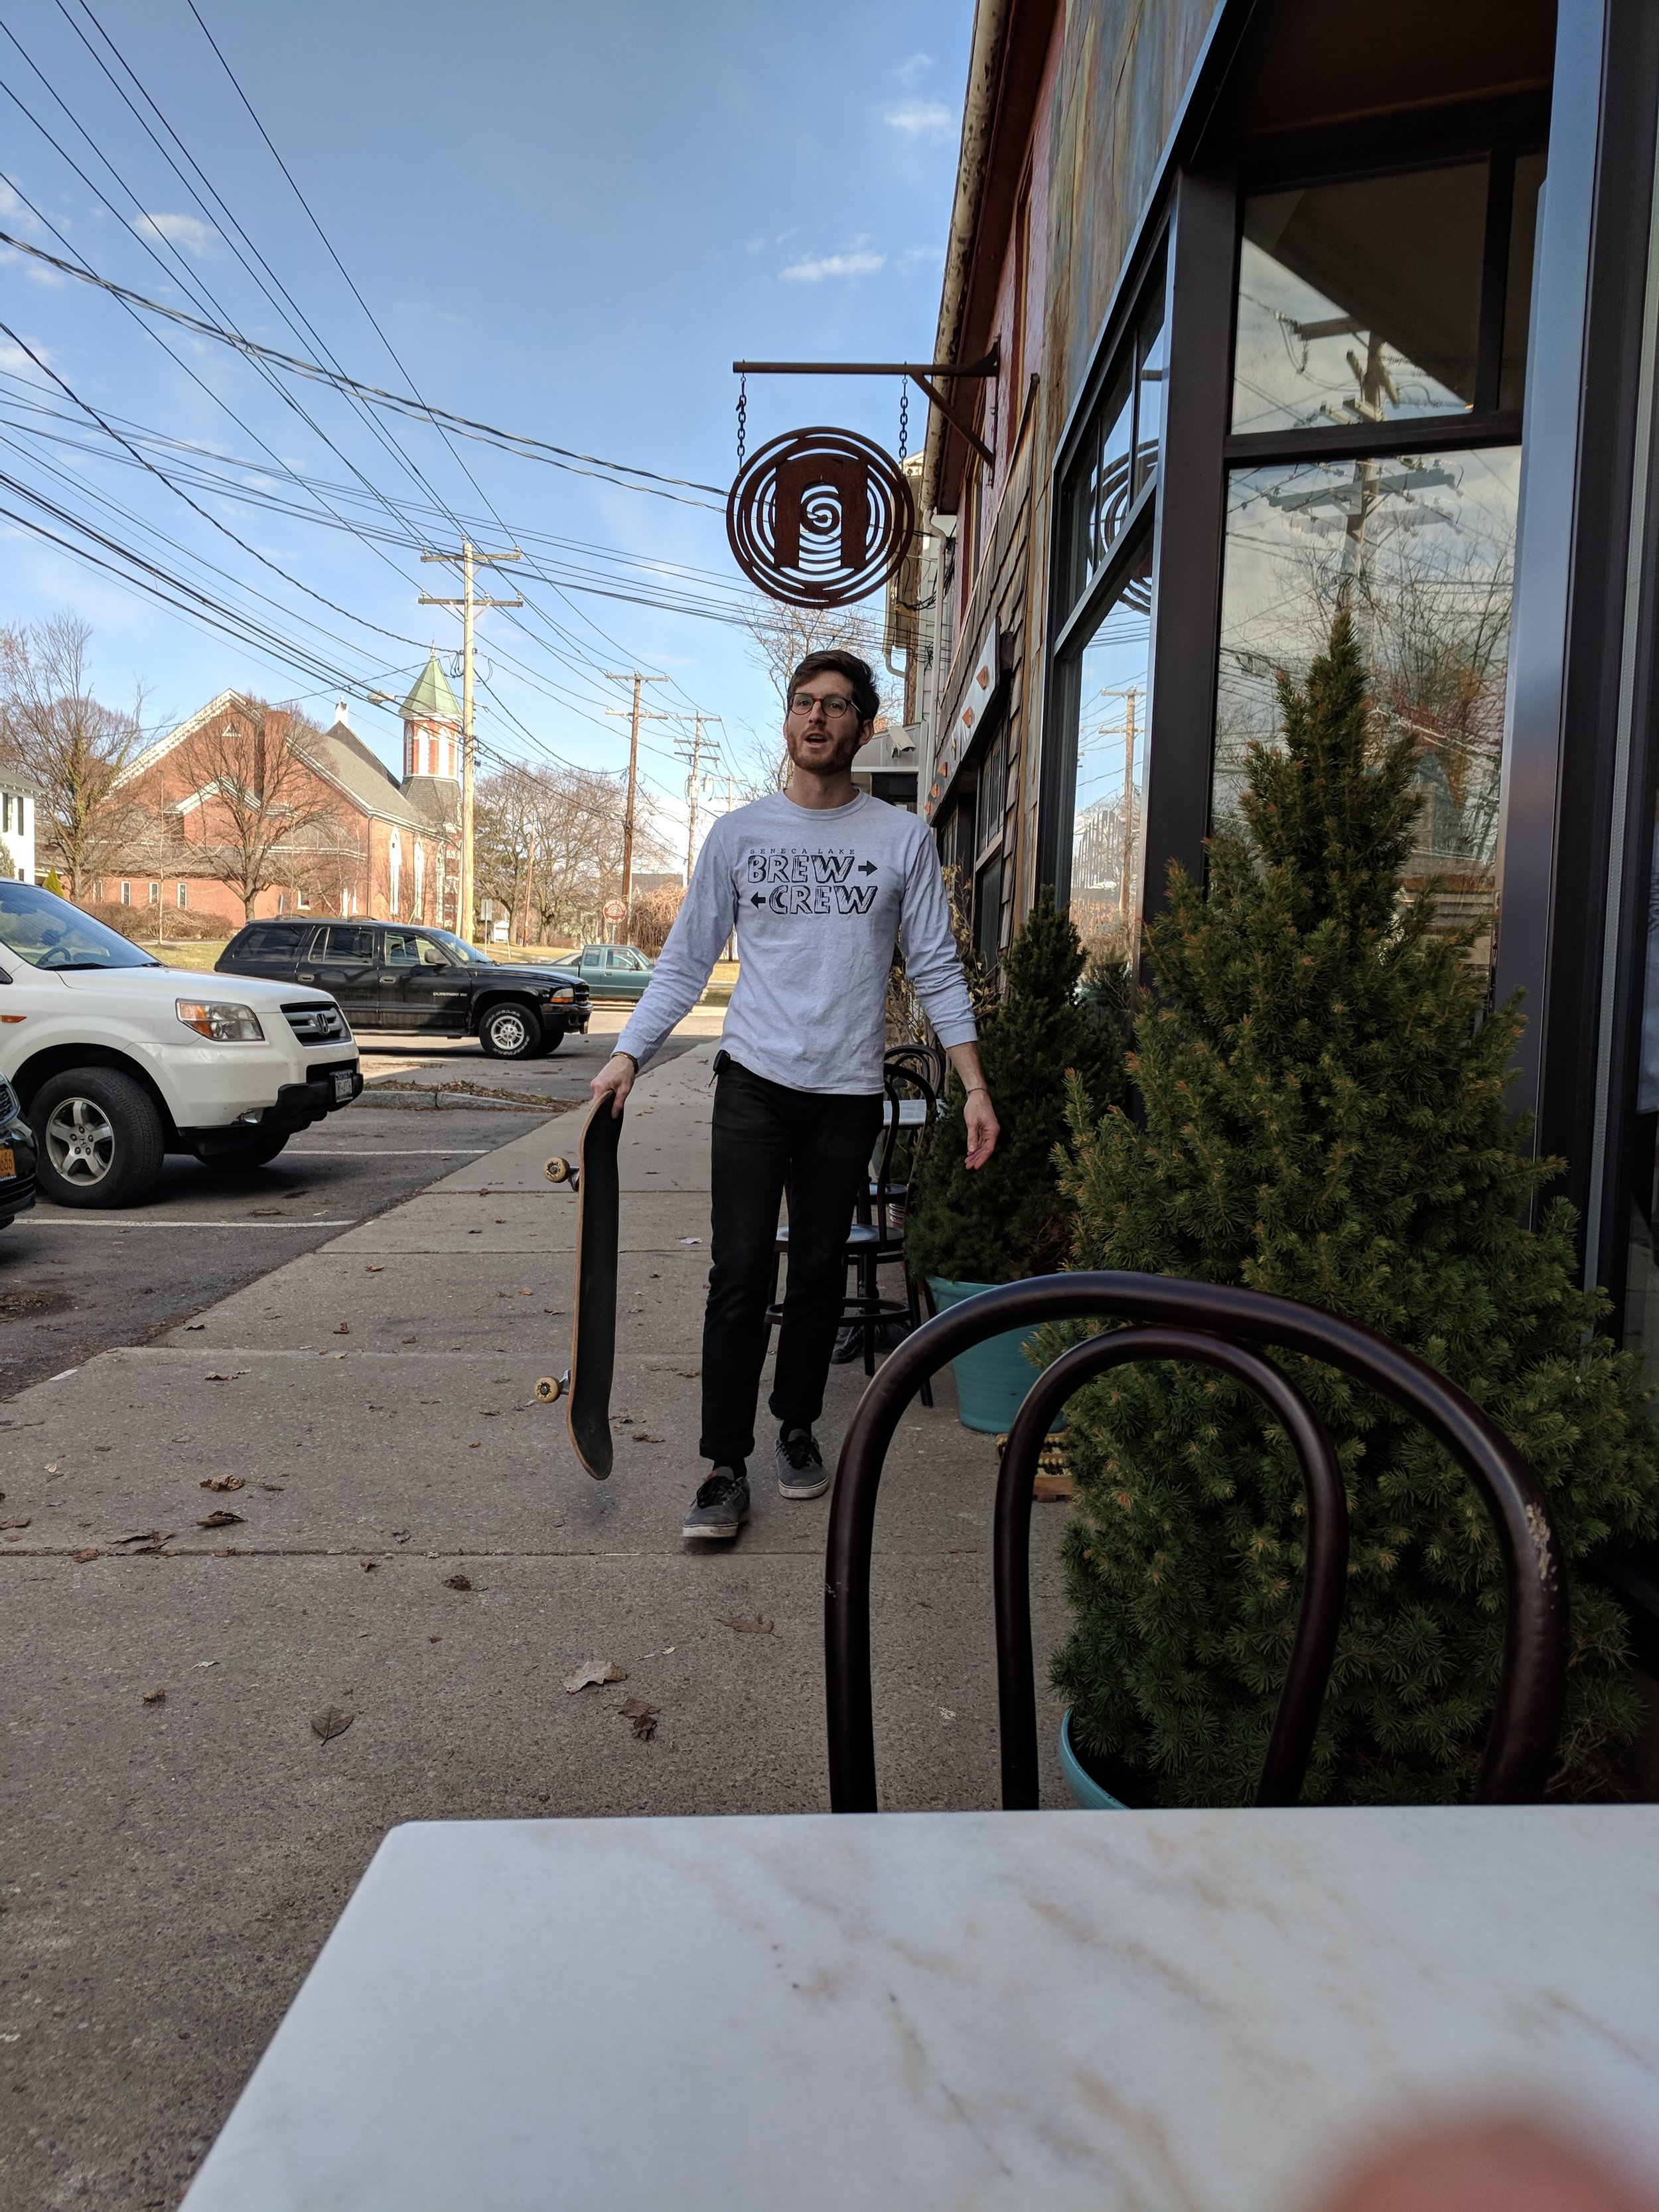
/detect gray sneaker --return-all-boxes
[776,1426,829,1501]
[682,1467,751,1542]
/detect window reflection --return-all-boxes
[1214,447,1520,970]
[1232,167,1490,434]
[1062,268,1166,611]
[1070,539,1153,963]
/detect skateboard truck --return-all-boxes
[545,1154,578,1191]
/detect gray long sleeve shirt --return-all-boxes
[616,789,977,1095]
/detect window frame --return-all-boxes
[1043,238,1173,926]
[1222,141,1544,479]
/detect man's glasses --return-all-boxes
[788,692,861,719]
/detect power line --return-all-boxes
[0,24,727,781]
[0,224,725,506]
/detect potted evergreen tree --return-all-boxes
[1053,613,1659,1805]
[904,890,1127,1430]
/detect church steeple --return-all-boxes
[399,649,461,781]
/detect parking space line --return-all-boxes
[25,1218,359,1228]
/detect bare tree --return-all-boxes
[170,701,340,921]
[476,763,674,944]
[0,614,149,896]
[628,881,684,954]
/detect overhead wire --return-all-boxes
[0,227,724,509]
[0,10,722,796]
[171,0,729,756]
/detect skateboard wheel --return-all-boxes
[535,1375,565,1404]
[544,1156,571,1184]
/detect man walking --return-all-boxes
[589,650,998,1542]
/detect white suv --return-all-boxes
[0,881,362,1208]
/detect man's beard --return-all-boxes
[790,731,863,774]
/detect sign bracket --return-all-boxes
[731,344,1000,472]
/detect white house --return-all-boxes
[1,773,38,883]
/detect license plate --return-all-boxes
[332,1073,354,1103]
[0,1147,15,1178]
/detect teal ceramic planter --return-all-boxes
[1059,1710,1129,1810]
[924,1278,1066,1436]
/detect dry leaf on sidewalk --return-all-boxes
[443,1572,472,1591]
[72,1548,98,1562]
[721,1615,774,1635]
[311,1705,354,1743]
[202,1371,246,1383]
[200,1476,245,1493]
[366,1265,384,1274]
[142,1687,165,1704]
[113,1530,171,1552]
[563,1659,626,1693]
[0,1515,29,1530]
[197,1509,244,1530]
[617,1697,658,1741]
[334,1322,350,1335]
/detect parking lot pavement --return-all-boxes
[358,1005,720,1110]
[0,1015,717,1402]
[0,1104,556,1398]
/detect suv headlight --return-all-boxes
[177,998,265,1043]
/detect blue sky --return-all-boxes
[0,0,971,844]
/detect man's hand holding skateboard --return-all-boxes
[591,1051,636,1117]
[592,1045,997,1169]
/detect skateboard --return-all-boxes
[537,1096,623,1479]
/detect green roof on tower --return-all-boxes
[398,650,460,723]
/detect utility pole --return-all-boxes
[603,672,670,936]
[419,540,522,940]
[673,711,723,884]
[521,830,537,948]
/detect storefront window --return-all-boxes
[1214,449,1519,967]
[1069,539,1154,964]
[1233,156,1542,436]
[1062,258,1166,613]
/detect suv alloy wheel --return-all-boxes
[478,1001,541,1060]
[33,1068,167,1209]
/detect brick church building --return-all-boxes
[110,652,464,928]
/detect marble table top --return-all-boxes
[185,1808,1659,2211]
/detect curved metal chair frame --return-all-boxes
[825,1272,1567,1814]
[767,1053,941,1398]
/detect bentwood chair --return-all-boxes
[824,1273,1567,1812]
[765,1057,938,1404]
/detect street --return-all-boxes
[0,1014,704,1395]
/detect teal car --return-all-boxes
[576,944,656,1001]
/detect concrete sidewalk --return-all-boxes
[0,1033,1071,2209]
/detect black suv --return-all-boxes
[216,921,591,1060]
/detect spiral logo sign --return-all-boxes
[726,427,916,608]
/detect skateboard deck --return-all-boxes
[540,1098,623,1479]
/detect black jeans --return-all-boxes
[701,1056,883,1466]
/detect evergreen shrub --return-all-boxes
[904,888,1127,1285]
[1054,613,1659,1803]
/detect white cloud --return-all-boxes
[0,181,41,233]
[883,98,954,141]
[895,52,932,86]
[131,212,217,256]
[780,249,886,283]
[0,342,45,374]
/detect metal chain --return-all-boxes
[736,373,747,471]
[898,382,908,463]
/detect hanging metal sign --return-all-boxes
[726,427,916,609]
